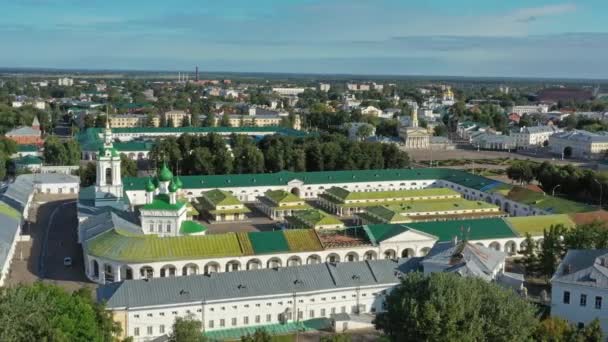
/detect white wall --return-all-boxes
[551,282,608,333]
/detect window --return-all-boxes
[255,315,260,323]
[134,327,140,336]
[298,311,303,319]
[134,314,140,318]
[231,318,237,326]
[563,291,570,304]
[159,325,165,334]
[148,223,153,231]
[321,308,326,316]
[255,304,261,307]
[209,320,214,328]
[580,294,587,307]
[596,296,602,309]
[220,319,225,327]
[159,312,165,316]
[243,317,249,325]
[309,310,315,318]
[266,314,272,322]
[341,306,346,313]
[331,308,336,314]
[147,326,153,335]
[147,313,153,317]
[166,224,171,233]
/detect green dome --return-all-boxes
[173,176,183,189]
[98,146,119,158]
[168,180,178,193]
[158,163,174,182]
[145,178,156,192]
[152,177,160,188]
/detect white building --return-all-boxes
[58,77,74,86]
[549,130,608,159]
[360,106,382,117]
[551,249,608,332]
[319,83,331,92]
[511,105,550,116]
[12,100,46,110]
[98,258,416,341]
[511,125,562,149]
[272,88,306,96]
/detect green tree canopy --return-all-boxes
[169,315,207,342]
[0,283,121,342]
[374,272,538,342]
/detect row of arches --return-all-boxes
[88,247,432,283]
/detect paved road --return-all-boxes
[8,195,93,292]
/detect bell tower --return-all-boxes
[95,116,123,201]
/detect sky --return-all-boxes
[1,0,608,78]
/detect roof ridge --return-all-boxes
[365,259,379,283]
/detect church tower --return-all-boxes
[95,118,123,200]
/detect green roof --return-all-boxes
[385,198,498,214]
[405,218,518,241]
[324,187,459,202]
[180,220,208,235]
[247,230,290,254]
[264,190,301,204]
[363,206,411,223]
[14,155,42,165]
[140,194,186,211]
[202,189,242,206]
[505,214,575,236]
[124,168,502,193]
[288,209,343,228]
[283,229,324,252]
[205,319,330,341]
[17,145,38,152]
[505,186,594,214]
[86,230,243,262]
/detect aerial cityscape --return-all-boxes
[1,1,608,342]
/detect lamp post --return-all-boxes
[552,184,561,197]
[594,179,603,209]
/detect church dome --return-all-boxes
[158,163,174,182]
[145,177,156,192]
[173,176,183,189]
[168,180,178,193]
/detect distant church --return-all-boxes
[399,108,430,149]
[6,116,43,146]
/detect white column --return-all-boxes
[114,265,121,282]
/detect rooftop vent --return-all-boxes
[237,284,247,289]
[179,289,189,295]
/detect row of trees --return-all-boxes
[148,133,410,176]
[522,222,608,279]
[507,161,607,205]
[0,137,17,179]
[375,272,603,341]
[0,103,50,134]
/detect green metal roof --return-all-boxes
[289,209,343,227]
[247,230,290,254]
[158,163,174,182]
[364,206,411,223]
[405,218,518,241]
[505,186,594,214]
[202,189,242,206]
[179,220,208,235]
[86,230,244,262]
[124,168,501,193]
[140,194,186,211]
[14,155,42,165]
[264,189,301,204]
[324,187,459,202]
[17,145,38,152]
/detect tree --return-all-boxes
[220,113,231,127]
[241,329,272,342]
[169,315,206,342]
[374,272,538,342]
[79,162,97,187]
[537,224,568,279]
[535,317,604,342]
[120,154,138,178]
[521,233,539,276]
[64,139,82,165]
[43,135,67,165]
[433,125,447,137]
[356,124,374,141]
[0,283,121,342]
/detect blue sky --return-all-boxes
[1,0,607,78]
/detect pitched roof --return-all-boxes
[405,218,518,241]
[552,249,608,288]
[98,258,419,309]
[6,126,40,136]
[264,190,300,204]
[202,189,241,206]
[289,209,343,228]
[505,214,575,236]
[422,240,506,281]
[140,194,186,211]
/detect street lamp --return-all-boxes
[594,179,603,209]
[552,184,561,197]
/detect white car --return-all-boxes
[63,257,72,267]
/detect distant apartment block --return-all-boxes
[511,105,550,115]
[164,110,191,127]
[110,114,160,128]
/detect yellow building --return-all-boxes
[109,114,160,128]
[165,110,192,127]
